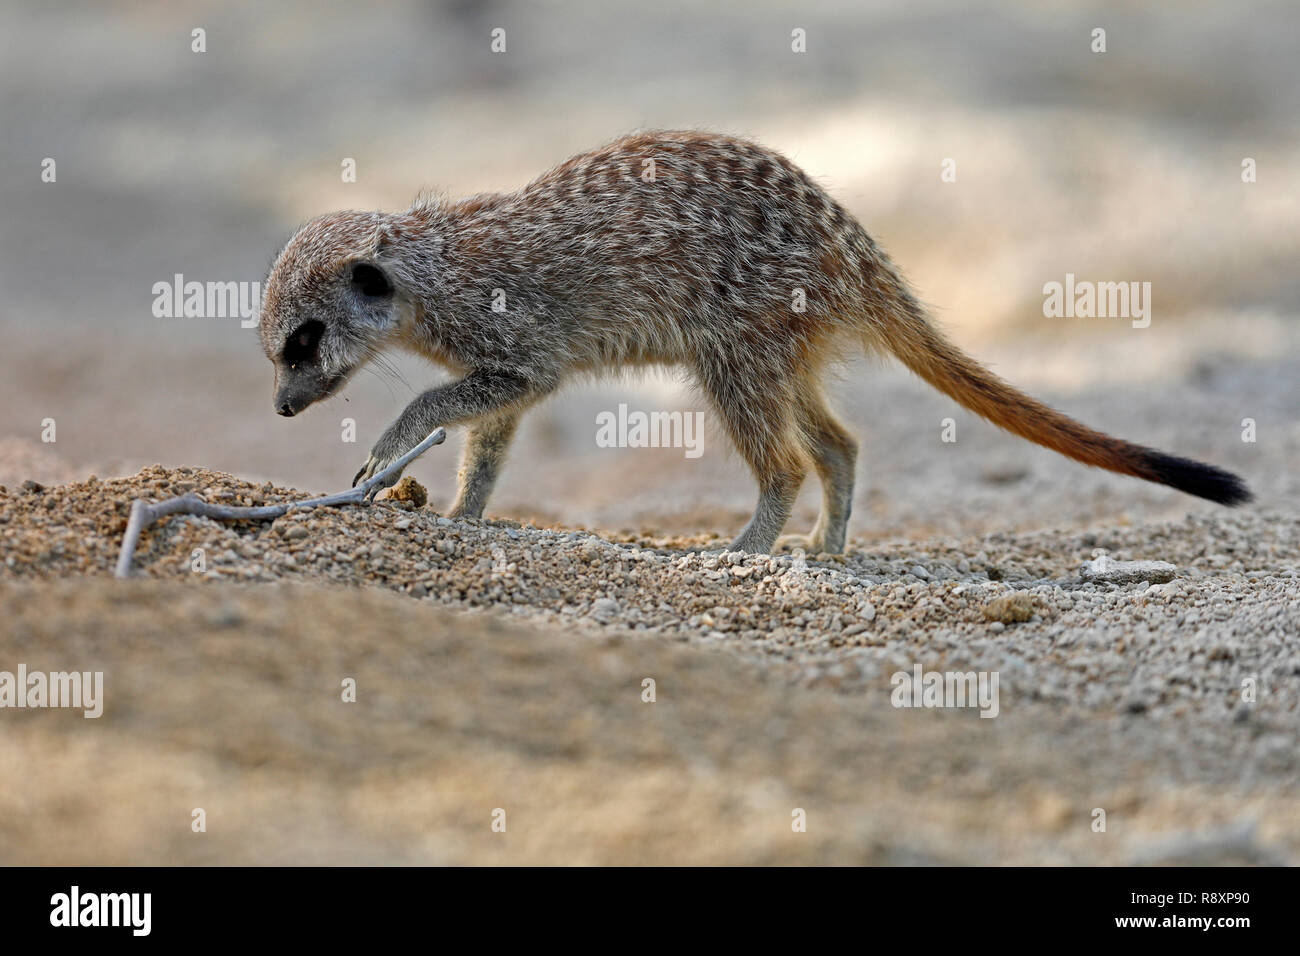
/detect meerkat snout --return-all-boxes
[271,318,332,416]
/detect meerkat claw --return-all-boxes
[360,458,404,500]
[353,455,388,493]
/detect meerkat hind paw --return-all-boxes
[776,533,818,552]
[778,534,846,557]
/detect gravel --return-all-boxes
[1,465,1297,863]
[4,470,1299,724]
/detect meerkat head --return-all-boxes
[259,211,409,417]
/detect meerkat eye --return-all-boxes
[283,320,324,365]
[351,262,393,298]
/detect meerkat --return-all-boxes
[258,130,1250,555]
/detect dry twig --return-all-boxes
[114,428,447,579]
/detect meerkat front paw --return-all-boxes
[352,450,405,499]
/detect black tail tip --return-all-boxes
[1143,451,1253,506]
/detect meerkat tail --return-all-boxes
[867,276,1253,506]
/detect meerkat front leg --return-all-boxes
[353,368,539,498]
[448,409,522,519]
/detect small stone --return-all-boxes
[1080,558,1177,585]
[589,597,620,621]
[983,592,1036,624]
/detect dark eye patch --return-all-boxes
[283,319,324,366]
[351,262,392,298]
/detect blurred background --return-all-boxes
[2,0,1296,541]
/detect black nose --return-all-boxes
[277,403,295,417]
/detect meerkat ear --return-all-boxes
[371,221,398,257]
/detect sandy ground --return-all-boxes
[2,367,1298,864]
[1,573,1296,866]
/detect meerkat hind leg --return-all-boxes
[448,410,522,519]
[779,389,858,555]
[697,362,808,554]
[732,470,805,554]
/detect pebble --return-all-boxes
[1080,558,1177,585]
[589,597,620,621]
